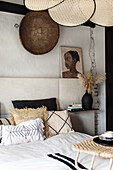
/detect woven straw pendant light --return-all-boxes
[48,0,95,26]
[90,0,113,26]
[25,0,64,11]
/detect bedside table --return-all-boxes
[68,110,95,136]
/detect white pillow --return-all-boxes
[1,118,45,146]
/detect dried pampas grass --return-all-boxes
[78,72,106,94]
[94,74,106,84]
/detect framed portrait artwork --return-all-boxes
[61,46,83,78]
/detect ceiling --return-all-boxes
[0,0,24,5]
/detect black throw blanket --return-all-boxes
[48,153,87,170]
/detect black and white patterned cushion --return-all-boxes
[46,110,74,137]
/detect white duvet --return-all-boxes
[0,132,112,170]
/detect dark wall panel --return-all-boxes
[106,27,113,130]
[0,1,29,15]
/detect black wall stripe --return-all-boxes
[0,1,29,15]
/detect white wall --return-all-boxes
[0,12,105,134]
[94,27,106,134]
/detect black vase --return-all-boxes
[82,91,93,110]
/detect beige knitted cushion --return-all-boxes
[46,110,74,137]
[9,107,48,137]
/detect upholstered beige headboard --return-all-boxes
[0,78,85,117]
[0,77,96,135]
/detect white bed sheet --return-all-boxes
[0,132,112,170]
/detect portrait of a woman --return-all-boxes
[61,47,83,78]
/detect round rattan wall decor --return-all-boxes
[19,11,60,55]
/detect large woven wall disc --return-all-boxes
[48,0,95,26]
[25,0,64,11]
[19,11,59,55]
[90,0,113,26]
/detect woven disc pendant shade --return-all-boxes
[48,0,95,26]
[90,0,113,26]
[25,0,64,11]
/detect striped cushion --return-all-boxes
[0,118,11,125]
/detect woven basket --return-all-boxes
[19,11,59,55]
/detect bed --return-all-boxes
[0,132,111,170]
[0,78,110,170]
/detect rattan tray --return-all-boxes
[72,136,113,170]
